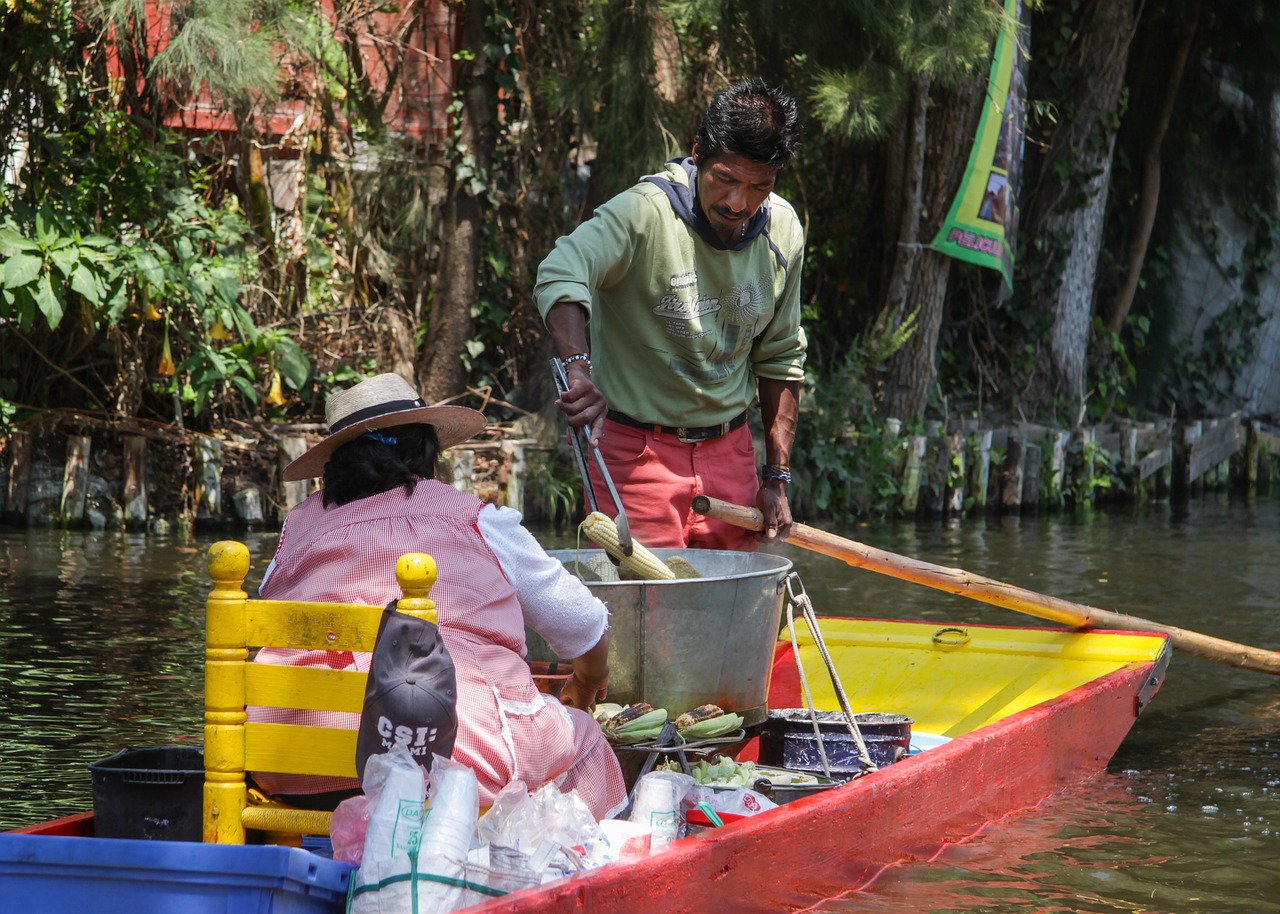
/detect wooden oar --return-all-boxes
[693,495,1280,675]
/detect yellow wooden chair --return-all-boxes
[202,540,440,845]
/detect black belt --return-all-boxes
[605,409,749,443]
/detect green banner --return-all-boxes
[931,0,1026,289]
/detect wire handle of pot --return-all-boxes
[783,572,877,774]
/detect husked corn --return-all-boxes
[581,511,675,580]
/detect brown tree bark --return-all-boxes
[417,0,496,404]
[1105,14,1197,337]
[1022,0,1140,415]
[875,75,985,422]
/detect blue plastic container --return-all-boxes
[0,834,355,914]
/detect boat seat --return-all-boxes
[202,540,440,845]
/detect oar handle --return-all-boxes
[694,496,766,532]
[693,495,1280,676]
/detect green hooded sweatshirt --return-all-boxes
[535,158,806,428]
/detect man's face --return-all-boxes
[693,144,779,245]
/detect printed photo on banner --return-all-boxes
[930,0,1027,289]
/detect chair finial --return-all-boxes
[396,552,438,618]
[208,541,251,587]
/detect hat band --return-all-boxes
[329,398,427,434]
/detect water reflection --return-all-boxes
[2,498,1280,912]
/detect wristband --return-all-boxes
[761,464,792,484]
[562,352,592,371]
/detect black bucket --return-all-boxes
[88,746,204,841]
[758,710,913,782]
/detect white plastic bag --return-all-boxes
[628,771,695,849]
[684,783,777,817]
[349,745,428,914]
[413,754,480,912]
[476,779,599,852]
[347,749,487,914]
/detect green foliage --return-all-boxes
[0,17,298,421]
[791,344,905,522]
[0,210,120,332]
[148,0,306,115]
[523,449,581,529]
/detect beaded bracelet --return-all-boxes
[562,352,592,371]
[761,464,793,484]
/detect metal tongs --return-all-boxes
[550,357,633,558]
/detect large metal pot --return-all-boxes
[529,549,793,726]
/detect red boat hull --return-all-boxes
[464,647,1163,914]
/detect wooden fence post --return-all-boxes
[1001,435,1025,512]
[945,431,966,515]
[6,430,32,521]
[193,437,223,526]
[123,435,148,528]
[60,434,91,527]
[1244,419,1260,489]
[501,439,529,512]
[969,428,992,512]
[451,449,475,494]
[233,486,265,525]
[900,435,927,515]
[279,436,311,516]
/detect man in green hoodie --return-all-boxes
[535,79,806,551]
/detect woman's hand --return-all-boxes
[559,633,610,711]
[559,670,608,712]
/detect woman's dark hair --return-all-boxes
[695,78,799,168]
[322,423,440,507]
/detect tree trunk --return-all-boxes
[875,76,986,422]
[1023,0,1140,415]
[1105,13,1197,336]
[417,0,496,404]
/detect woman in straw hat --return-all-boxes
[249,373,625,819]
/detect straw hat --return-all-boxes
[282,373,487,481]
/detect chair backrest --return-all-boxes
[202,540,439,844]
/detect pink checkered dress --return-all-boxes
[249,481,625,819]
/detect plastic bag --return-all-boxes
[330,794,370,865]
[347,749,488,914]
[628,770,695,849]
[349,745,428,914]
[474,779,599,883]
[476,779,599,852]
[414,754,480,911]
[684,783,777,817]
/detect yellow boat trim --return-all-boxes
[783,618,1167,738]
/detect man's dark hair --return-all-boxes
[322,423,440,506]
[695,78,799,168]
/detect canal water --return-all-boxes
[1,494,1278,912]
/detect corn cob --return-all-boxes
[664,556,702,579]
[675,704,744,741]
[678,713,742,740]
[602,702,669,744]
[675,704,726,730]
[581,512,675,581]
[592,702,625,725]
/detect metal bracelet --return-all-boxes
[761,464,793,484]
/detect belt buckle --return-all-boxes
[676,423,728,443]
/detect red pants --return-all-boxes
[586,418,759,551]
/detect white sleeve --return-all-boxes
[478,503,608,660]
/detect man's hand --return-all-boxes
[756,479,793,542]
[546,301,607,445]
[555,364,608,447]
